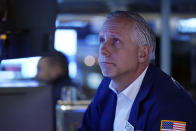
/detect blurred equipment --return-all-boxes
[0,0,56,60]
[0,84,54,131]
[0,33,7,63]
[56,100,90,131]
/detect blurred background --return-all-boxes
[0,0,196,130]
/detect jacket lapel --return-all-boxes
[128,64,156,128]
[98,78,117,131]
[103,91,117,130]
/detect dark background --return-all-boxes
[0,0,56,59]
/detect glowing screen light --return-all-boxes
[178,18,196,33]
[22,57,41,78]
[54,29,77,78]
[0,56,41,79]
[69,61,77,79]
[54,29,77,56]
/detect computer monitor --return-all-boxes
[0,56,41,80]
[0,86,54,131]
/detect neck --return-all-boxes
[111,64,148,93]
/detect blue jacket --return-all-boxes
[79,64,196,131]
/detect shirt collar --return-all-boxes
[109,66,148,101]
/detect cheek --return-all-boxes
[117,50,138,65]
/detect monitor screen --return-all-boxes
[0,56,41,80]
[0,87,54,131]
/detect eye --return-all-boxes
[112,38,121,48]
[99,37,105,44]
[113,38,120,44]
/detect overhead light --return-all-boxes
[178,18,196,33]
[84,55,96,67]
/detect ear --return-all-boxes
[138,44,150,63]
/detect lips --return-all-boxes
[99,61,116,67]
[100,61,114,64]
[99,56,115,65]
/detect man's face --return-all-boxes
[98,17,141,80]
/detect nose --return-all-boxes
[99,40,111,57]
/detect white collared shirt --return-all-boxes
[109,67,148,131]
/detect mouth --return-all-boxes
[100,61,115,65]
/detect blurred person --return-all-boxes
[36,50,72,102]
[36,50,70,130]
[79,11,196,131]
[36,50,85,101]
[36,50,82,131]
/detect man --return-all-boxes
[36,50,72,131]
[79,11,196,131]
[36,50,72,101]
[36,50,85,101]
[36,51,69,85]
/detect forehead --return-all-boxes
[99,17,135,36]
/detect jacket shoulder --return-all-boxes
[152,67,196,108]
[144,65,196,130]
[148,66,196,127]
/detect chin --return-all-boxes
[101,70,115,78]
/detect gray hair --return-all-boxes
[107,11,156,62]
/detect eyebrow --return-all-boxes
[99,33,122,40]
